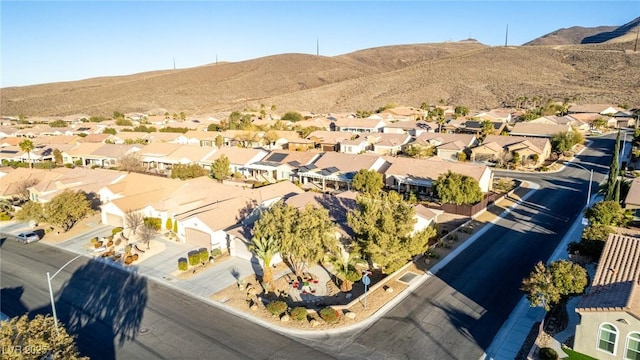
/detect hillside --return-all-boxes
[523,26,617,46]
[1,40,639,117]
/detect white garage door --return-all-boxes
[185,227,211,250]
[105,213,123,227]
[230,237,253,261]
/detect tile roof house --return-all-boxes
[63,143,143,167]
[202,147,269,177]
[411,133,479,161]
[284,191,358,239]
[509,122,573,138]
[28,167,126,203]
[243,150,322,182]
[624,177,640,222]
[297,152,389,192]
[470,135,551,166]
[460,120,507,136]
[332,117,388,133]
[0,126,19,138]
[384,157,493,195]
[368,133,412,155]
[528,115,590,132]
[382,120,435,136]
[307,131,356,152]
[339,138,369,154]
[568,104,624,116]
[574,233,640,359]
[0,167,49,199]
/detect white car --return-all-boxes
[16,231,40,244]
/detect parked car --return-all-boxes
[16,232,40,243]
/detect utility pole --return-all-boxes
[173,58,176,70]
[634,26,639,52]
[505,24,509,47]
[316,38,319,56]
[216,54,218,65]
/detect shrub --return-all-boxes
[266,301,288,316]
[165,218,173,231]
[289,307,308,321]
[143,217,161,230]
[94,241,103,249]
[112,227,123,235]
[539,347,558,360]
[178,258,188,271]
[187,251,200,266]
[211,248,222,258]
[124,256,133,265]
[199,248,210,264]
[132,253,139,261]
[0,211,11,221]
[64,163,74,168]
[319,306,341,324]
[90,237,98,244]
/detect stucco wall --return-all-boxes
[574,310,640,360]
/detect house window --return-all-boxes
[598,323,618,354]
[626,332,640,360]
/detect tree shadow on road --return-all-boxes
[35,259,148,359]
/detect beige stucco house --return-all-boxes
[574,233,640,360]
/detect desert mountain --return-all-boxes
[2,38,639,117]
[525,16,640,46]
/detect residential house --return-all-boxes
[378,106,425,121]
[574,233,640,360]
[220,130,264,148]
[470,135,551,166]
[244,150,321,183]
[471,109,514,124]
[0,126,19,138]
[411,133,478,161]
[306,131,355,152]
[284,191,358,239]
[384,157,493,195]
[414,205,444,231]
[177,130,223,147]
[263,130,305,150]
[297,152,388,192]
[0,168,48,199]
[62,143,108,166]
[567,113,613,129]
[624,177,640,222]
[568,104,624,116]
[332,117,388,133]
[81,133,111,143]
[509,122,573,138]
[147,132,184,143]
[136,143,182,171]
[1,145,54,165]
[339,138,369,154]
[202,147,269,177]
[108,132,152,144]
[28,167,125,204]
[383,120,434,136]
[368,133,412,155]
[0,137,22,147]
[34,135,80,147]
[64,143,143,168]
[439,118,466,133]
[460,120,507,136]
[528,115,590,132]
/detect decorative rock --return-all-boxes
[345,312,356,320]
[281,314,290,322]
[310,319,320,327]
[247,285,256,295]
[250,304,258,311]
[345,293,353,300]
[386,287,394,293]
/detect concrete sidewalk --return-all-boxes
[481,195,602,360]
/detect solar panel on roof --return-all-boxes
[305,164,317,170]
[266,153,287,163]
[320,169,332,176]
[325,166,340,174]
[288,160,301,167]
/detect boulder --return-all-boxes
[281,314,290,322]
[345,312,356,320]
[310,319,320,327]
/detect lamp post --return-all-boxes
[47,254,83,335]
[566,162,593,209]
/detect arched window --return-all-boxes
[626,332,640,360]
[598,323,618,354]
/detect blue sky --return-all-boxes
[1,1,638,87]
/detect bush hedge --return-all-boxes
[319,307,341,324]
[539,347,558,360]
[199,248,209,264]
[187,251,200,266]
[266,301,287,316]
[289,307,307,321]
[178,258,188,271]
[112,227,123,235]
[211,248,222,258]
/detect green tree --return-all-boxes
[355,110,372,119]
[45,190,92,232]
[252,202,337,275]
[165,218,173,231]
[480,120,495,138]
[19,139,35,168]
[592,117,607,130]
[179,111,186,121]
[170,163,209,180]
[585,200,630,227]
[404,144,435,158]
[328,245,364,292]
[433,171,483,205]
[214,134,224,147]
[211,154,231,181]
[281,111,303,122]
[14,201,45,222]
[605,130,620,201]
[551,131,584,153]
[521,260,587,311]
[49,119,67,127]
[115,118,133,126]
[249,236,280,290]
[113,111,124,119]
[53,148,63,165]
[351,169,384,196]
[454,106,469,116]
[348,191,435,274]
[0,314,88,360]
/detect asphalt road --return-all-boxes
[299,134,617,359]
[0,133,622,360]
[0,238,336,360]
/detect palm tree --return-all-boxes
[249,236,280,290]
[19,139,34,168]
[329,247,364,292]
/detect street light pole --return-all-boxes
[566,162,593,209]
[46,254,83,335]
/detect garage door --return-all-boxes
[105,213,123,227]
[185,228,211,250]
[230,237,253,261]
